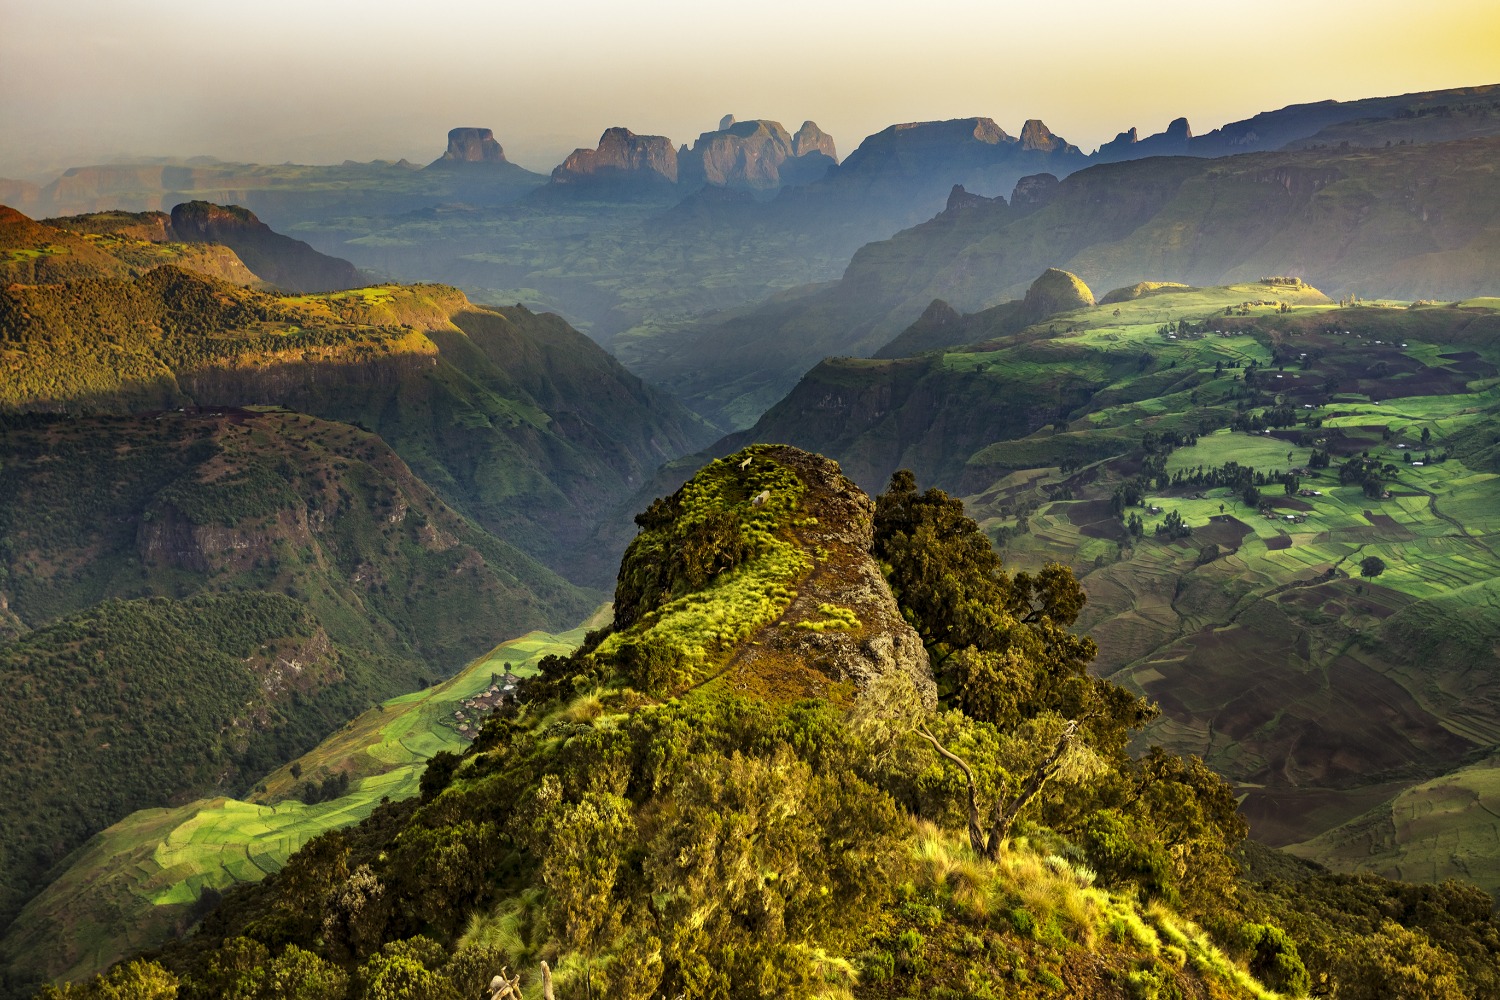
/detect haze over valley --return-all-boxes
[4,4,1500,998]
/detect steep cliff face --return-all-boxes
[168,201,361,292]
[0,267,713,585]
[550,127,679,186]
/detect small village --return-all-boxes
[451,669,521,741]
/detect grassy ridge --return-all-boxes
[0,248,714,582]
[0,622,595,987]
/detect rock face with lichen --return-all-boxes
[607,444,935,709]
[750,447,935,707]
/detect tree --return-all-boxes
[914,714,1101,859]
[36,960,178,999]
[1360,556,1386,578]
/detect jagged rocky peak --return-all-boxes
[551,127,679,185]
[1164,116,1193,141]
[609,445,935,708]
[791,120,838,160]
[1095,117,1195,161]
[678,117,838,190]
[1018,119,1080,155]
[433,126,509,165]
[1010,172,1060,209]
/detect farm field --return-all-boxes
[0,619,598,986]
[936,286,1500,884]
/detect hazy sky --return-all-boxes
[3,0,1498,178]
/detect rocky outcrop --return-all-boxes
[1019,120,1080,155]
[1010,172,1059,211]
[431,127,509,166]
[792,121,837,160]
[551,128,678,186]
[169,201,361,292]
[723,447,936,708]
[1021,267,1095,319]
[677,118,838,190]
[944,184,1003,213]
[1093,117,1195,162]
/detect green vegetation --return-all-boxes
[0,594,355,934]
[602,449,809,689]
[0,408,593,965]
[0,626,590,992]
[57,451,1485,1000]
[707,283,1500,896]
[0,220,714,583]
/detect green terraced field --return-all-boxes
[0,618,600,986]
[903,288,1500,873]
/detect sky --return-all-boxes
[3,0,1499,179]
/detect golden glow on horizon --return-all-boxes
[1,0,1498,175]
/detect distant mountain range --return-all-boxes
[4,84,1494,365]
[632,131,1500,427]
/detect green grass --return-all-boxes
[0,621,596,986]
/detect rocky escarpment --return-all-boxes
[550,127,679,187]
[168,201,361,292]
[430,126,509,166]
[943,184,1003,213]
[677,118,839,190]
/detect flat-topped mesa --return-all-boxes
[832,117,1010,181]
[677,117,839,191]
[431,127,510,166]
[551,127,679,186]
[837,116,1088,182]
